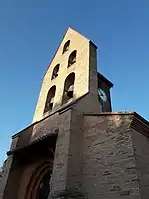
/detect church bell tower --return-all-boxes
[32,27,113,123]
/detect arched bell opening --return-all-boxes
[62,40,70,54]
[68,50,77,67]
[44,86,56,114]
[62,72,75,104]
[51,64,60,80]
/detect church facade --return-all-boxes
[1,28,149,199]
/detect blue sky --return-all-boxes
[0,0,149,166]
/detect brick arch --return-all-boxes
[18,160,53,199]
[25,160,53,199]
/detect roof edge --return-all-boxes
[84,111,135,116]
[84,111,149,131]
[89,40,98,49]
[131,112,149,131]
[98,73,114,88]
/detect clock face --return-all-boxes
[98,88,107,102]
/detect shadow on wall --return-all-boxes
[0,159,7,195]
[7,90,77,157]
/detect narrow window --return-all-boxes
[62,73,75,104]
[51,64,60,80]
[68,50,77,67]
[44,86,56,114]
[62,40,70,54]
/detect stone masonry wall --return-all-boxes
[2,155,23,199]
[131,128,149,199]
[66,110,84,192]
[50,108,72,196]
[50,108,84,198]
[83,114,141,199]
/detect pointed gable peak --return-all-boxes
[66,26,89,40]
[43,27,97,78]
[44,27,88,77]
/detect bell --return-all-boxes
[48,103,53,111]
[50,97,54,103]
[67,85,74,98]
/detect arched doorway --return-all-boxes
[36,171,51,199]
[25,161,53,199]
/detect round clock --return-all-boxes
[98,88,107,102]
